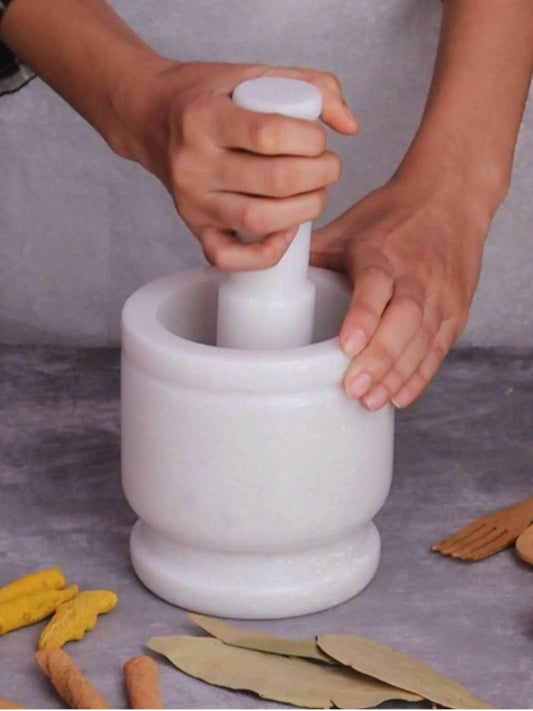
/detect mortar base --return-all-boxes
[130,520,380,619]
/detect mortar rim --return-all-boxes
[121,266,351,391]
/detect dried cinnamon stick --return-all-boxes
[124,655,163,709]
[0,698,28,709]
[35,647,110,709]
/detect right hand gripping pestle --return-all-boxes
[216,77,323,350]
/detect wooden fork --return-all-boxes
[431,495,533,561]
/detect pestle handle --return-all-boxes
[216,77,323,350]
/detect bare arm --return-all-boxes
[0,0,357,269]
[312,0,533,409]
[0,0,161,159]
[403,0,533,221]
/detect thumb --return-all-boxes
[261,66,358,136]
[310,216,349,272]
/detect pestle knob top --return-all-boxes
[233,77,322,121]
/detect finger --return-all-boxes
[343,276,426,401]
[207,188,327,236]
[309,245,345,272]
[262,66,359,135]
[199,226,298,271]
[213,150,341,198]
[309,221,347,273]
[208,95,328,156]
[311,195,383,272]
[338,258,395,360]
[360,325,432,411]
[361,300,441,410]
[390,320,458,408]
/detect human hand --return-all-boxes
[119,60,357,270]
[310,176,490,410]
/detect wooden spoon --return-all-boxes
[515,523,533,564]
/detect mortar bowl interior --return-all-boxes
[122,266,354,392]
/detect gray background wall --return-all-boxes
[0,0,531,346]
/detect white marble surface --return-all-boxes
[122,267,393,618]
[1,346,533,708]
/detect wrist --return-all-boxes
[391,125,510,230]
[105,50,177,181]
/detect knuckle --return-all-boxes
[239,203,265,235]
[199,237,217,266]
[328,152,342,183]
[371,342,395,373]
[417,323,434,350]
[320,71,342,93]
[356,303,380,327]
[171,147,195,191]
[401,373,426,404]
[441,312,464,346]
[412,370,430,392]
[180,95,211,140]
[309,189,327,220]
[206,243,231,271]
[265,163,291,197]
[361,264,394,290]
[211,252,231,271]
[427,342,448,372]
[347,305,379,334]
[258,239,284,267]
[395,294,424,324]
[453,313,468,339]
[249,116,280,153]
[308,125,327,155]
[382,368,403,394]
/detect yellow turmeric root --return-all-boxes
[38,589,118,649]
[0,567,65,605]
[0,585,78,635]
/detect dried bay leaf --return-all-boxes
[317,634,495,710]
[188,612,332,663]
[147,635,423,708]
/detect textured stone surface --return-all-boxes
[1,346,533,708]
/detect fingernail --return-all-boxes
[343,104,358,130]
[391,387,411,409]
[342,329,366,357]
[346,372,372,399]
[363,385,389,411]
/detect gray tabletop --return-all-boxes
[1,345,532,709]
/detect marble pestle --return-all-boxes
[216,77,322,350]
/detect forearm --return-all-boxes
[0,0,171,160]
[396,0,533,221]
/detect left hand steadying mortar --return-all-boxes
[312,0,533,411]
[1,0,532,409]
